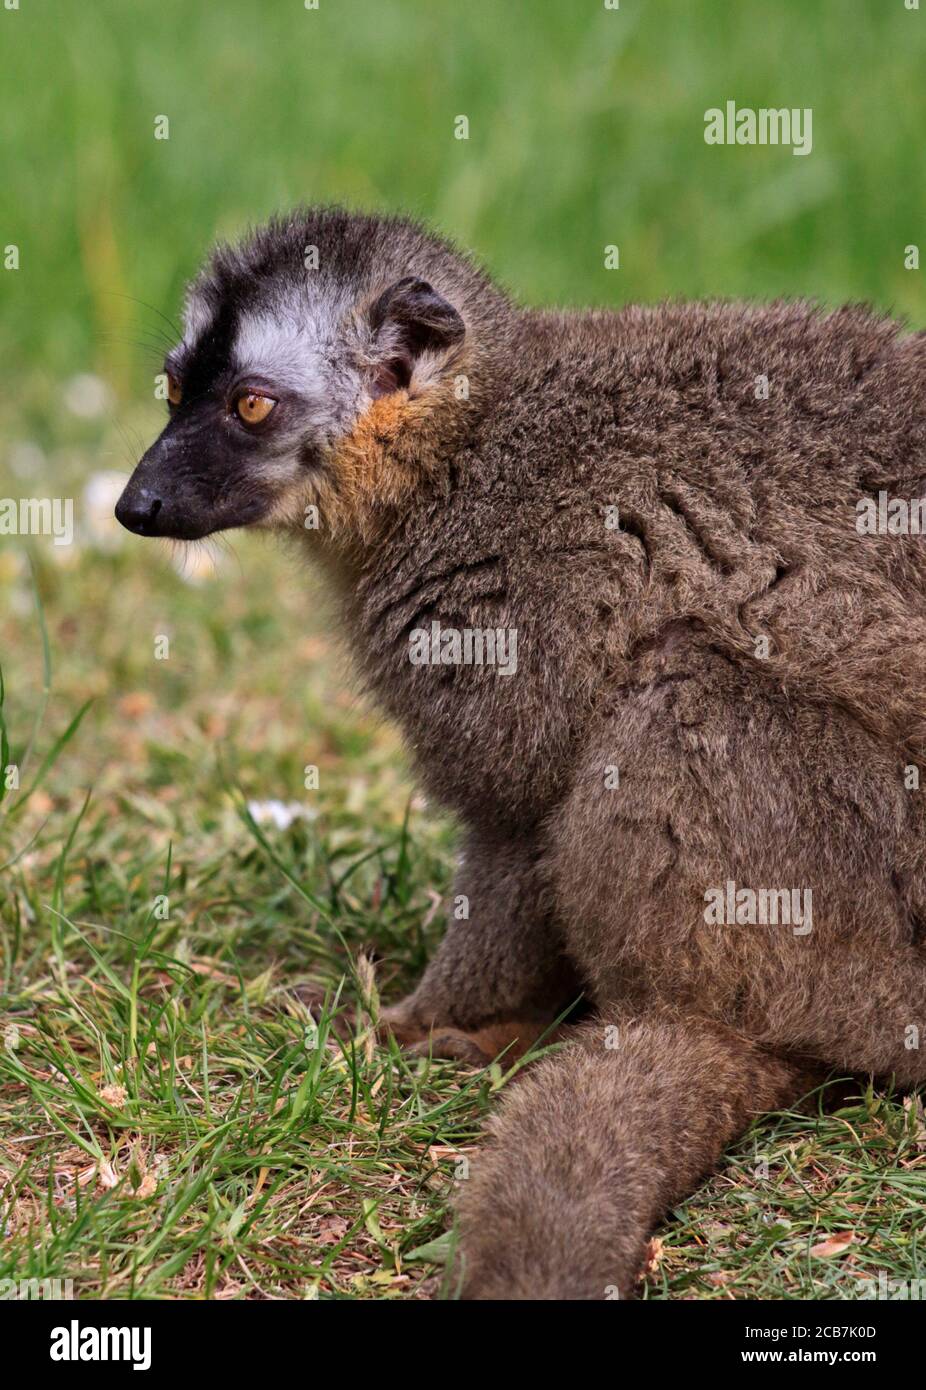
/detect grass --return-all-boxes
[2,543,925,1301]
[4,0,926,392]
[0,548,465,1299]
[2,0,926,1301]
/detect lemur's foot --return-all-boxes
[291,985,560,1066]
[403,1028,500,1066]
[381,1002,564,1066]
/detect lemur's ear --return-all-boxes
[366,276,465,396]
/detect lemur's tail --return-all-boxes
[454,1012,819,1299]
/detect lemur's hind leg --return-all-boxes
[756,945,926,1086]
[455,1012,822,1299]
[382,828,584,1063]
[548,648,926,1082]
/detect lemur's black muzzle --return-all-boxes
[115,480,164,536]
[115,456,204,539]
[115,435,214,541]
[116,425,272,542]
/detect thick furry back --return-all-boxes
[347,300,926,828]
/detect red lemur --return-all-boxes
[116,207,926,1299]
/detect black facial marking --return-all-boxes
[116,294,281,540]
[118,208,482,543]
[176,296,240,402]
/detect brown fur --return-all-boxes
[325,386,449,539]
[126,209,926,1300]
[455,1015,822,1299]
[317,278,926,1298]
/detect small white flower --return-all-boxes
[7,441,46,479]
[246,800,318,830]
[83,470,130,550]
[64,374,113,419]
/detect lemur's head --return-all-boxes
[116,207,508,543]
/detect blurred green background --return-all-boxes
[3,0,925,416]
[4,0,926,822]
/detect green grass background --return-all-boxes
[1,0,925,1300]
[5,0,926,397]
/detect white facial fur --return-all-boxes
[178,285,370,458]
[232,309,365,445]
[180,287,215,345]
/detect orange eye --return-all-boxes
[236,392,277,426]
[166,373,182,406]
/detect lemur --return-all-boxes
[117,207,926,1300]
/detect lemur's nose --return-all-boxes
[115,488,163,535]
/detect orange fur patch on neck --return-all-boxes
[324,388,443,539]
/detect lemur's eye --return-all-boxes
[166,373,183,406]
[236,392,277,426]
